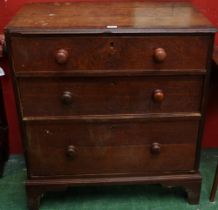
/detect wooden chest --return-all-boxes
[5,1,216,209]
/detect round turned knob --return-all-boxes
[66,145,76,158]
[55,49,69,64]
[152,89,165,103]
[151,143,161,154]
[153,48,167,63]
[61,91,73,105]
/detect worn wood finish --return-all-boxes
[22,113,201,125]
[17,76,203,117]
[25,119,199,176]
[24,118,200,147]
[28,144,196,176]
[25,174,202,210]
[5,1,216,209]
[6,2,216,33]
[11,35,210,72]
[15,69,208,77]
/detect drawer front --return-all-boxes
[11,35,210,72]
[18,76,203,117]
[26,119,199,176]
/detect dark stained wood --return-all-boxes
[152,89,165,103]
[55,48,69,65]
[26,185,42,210]
[183,181,202,204]
[5,1,217,209]
[6,2,216,34]
[25,173,202,210]
[153,48,167,63]
[61,91,73,105]
[11,35,210,72]
[25,119,199,177]
[0,85,8,177]
[24,118,200,147]
[66,145,76,159]
[213,46,218,66]
[0,34,5,58]
[210,164,218,202]
[194,35,215,171]
[22,113,201,124]
[0,127,8,177]
[162,177,202,204]
[15,69,208,77]
[150,142,161,155]
[17,76,203,117]
[28,144,196,177]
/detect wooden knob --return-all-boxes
[151,143,161,154]
[66,145,76,158]
[154,48,167,62]
[153,89,165,103]
[55,49,69,64]
[61,91,73,105]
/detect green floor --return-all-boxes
[0,150,218,210]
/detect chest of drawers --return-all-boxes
[5,1,216,209]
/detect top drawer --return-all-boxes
[10,35,210,73]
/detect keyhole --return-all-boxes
[110,42,115,49]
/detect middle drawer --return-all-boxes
[17,76,203,117]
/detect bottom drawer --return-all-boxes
[25,118,199,177]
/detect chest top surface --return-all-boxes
[6,1,216,34]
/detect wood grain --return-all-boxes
[17,76,203,117]
[11,35,210,71]
[6,1,216,33]
[28,144,196,177]
[5,1,216,208]
[25,118,199,147]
